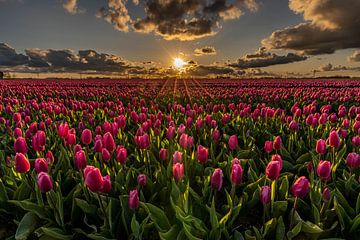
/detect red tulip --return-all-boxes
[352,136,360,147]
[84,166,104,192]
[46,150,55,165]
[289,120,299,131]
[316,139,326,154]
[260,186,271,205]
[322,187,331,202]
[231,163,243,185]
[159,148,168,161]
[101,148,111,163]
[271,154,283,169]
[15,153,30,173]
[14,137,28,154]
[196,145,208,164]
[211,168,223,191]
[35,158,48,173]
[173,151,183,164]
[264,141,273,153]
[212,129,221,142]
[81,129,92,145]
[101,175,112,193]
[346,152,360,169]
[135,134,150,149]
[166,126,175,140]
[329,131,340,148]
[137,174,147,187]
[74,144,82,153]
[116,146,127,164]
[58,123,69,138]
[13,127,22,139]
[74,150,87,170]
[128,189,139,210]
[179,133,188,149]
[103,132,116,152]
[94,139,103,153]
[273,136,282,151]
[266,161,281,180]
[173,163,184,181]
[291,176,309,198]
[37,172,53,193]
[316,160,331,182]
[228,135,238,150]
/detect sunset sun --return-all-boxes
[173,57,186,70]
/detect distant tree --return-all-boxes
[0,71,4,79]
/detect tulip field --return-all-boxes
[1,78,360,240]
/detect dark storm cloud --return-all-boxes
[262,0,360,55]
[229,47,307,69]
[348,50,360,62]
[1,43,158,74]
[0,43,28,66]
[194,46,217,56]
[97,0,258,40]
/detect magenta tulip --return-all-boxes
[37,172,53,193]
[291,176,309,198]
[211,168,223,191]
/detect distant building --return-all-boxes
[0,71,4,79]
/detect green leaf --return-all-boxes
[275,216,285,240]
[159,224,181,240]
[131,214,140,239]
[262,218,276,238]
[356,192,360,215]
[312,204,320,225]
[0,179,8,202]
[286,222,302,240]
[273,201,288,218]
[278,177,289,200]
[334,196,352,231]
[75,198,98,216]
[39,227,72,240]
[9,200,51,220]
[301,221,323,234]
[15,212,39,240]
[350,214,360,233]
[141,202,171,232]
[334,189,355,217]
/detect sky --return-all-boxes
[0,0,360,78]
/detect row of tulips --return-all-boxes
[0,79,360,240]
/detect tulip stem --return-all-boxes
[270,180,276,216]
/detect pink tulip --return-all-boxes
[15,153,30,173]
[103,132,116,152]
[116,146,127,164]
[14,137,28,154]
[81,129,92,145]
[196,145,208,164]
[100,175,112,193]
[211,168,223,191]
[159,148,168,161]
[260,186,271,205]
[316,160,331,182]
[322,188,331,202]
[101,148,111,163]
[264,141,273,153]
[128,189,139,210]
[231,163,243,185]
[329,131,340,148]
[173,151,183,164]
[228,135,238,150]
[266,161,281,180]
[346,152,360,169]
[84,166,104,192]
[173,163,184,181]
[273,136,282,151]
[137,174,147,187]
[316,139,326,154]
[37,172,53,193]
[74,150,87,170]
[35,158,48,173]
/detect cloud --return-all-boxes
[0,43,160,75]
[229,47,307,69]
[96,0,131,32]
[95,0,259,41]
[194,46,217,56]
[63,0,78,14]
[262,0,360,55]
[318,63,348,72]
[348,50,360,62]
[0,43,28,66]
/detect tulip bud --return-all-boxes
[37,172,53,193]
[329,131,340,148]
[266,161,281,180]
[58,123,69,138]
[316,139,326,154]
[231,163,243,185]
[116,146,127,164]
[271,154,283,169]
[159,148,168,161]
[84,166,104,192]
[46,150,55,165]
[74,144,82,154]
[137,174,147,187]
[166,126,175,140]
[15,153,30,173]
[103,132,116,152]
[307,161,313,173]
[346,152,360,169]
[260,186,271,205]
[289,120,299,132]
[74,150,87,170]
[291,176,309,198]
[128,189,139,210]
[352,136,360,147]
[81,129,92,145]
[196,145,208,164]
[264,141,273,153]
[173,163,184,181]
[101,175,112,193]
[94,140,103,153]
[66,133,76,146]
[13,127,22,139]
[35,158,48,173]
[322,187,331,202]
[211,168,223,191]
[273,136,282,151]
[212,129,221,142]
[173,151,183,164]
[316,160,331,182]
[101,148,111,163]
[228,135,238,150]
[179,133,188,149]
[14,137,28,154]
